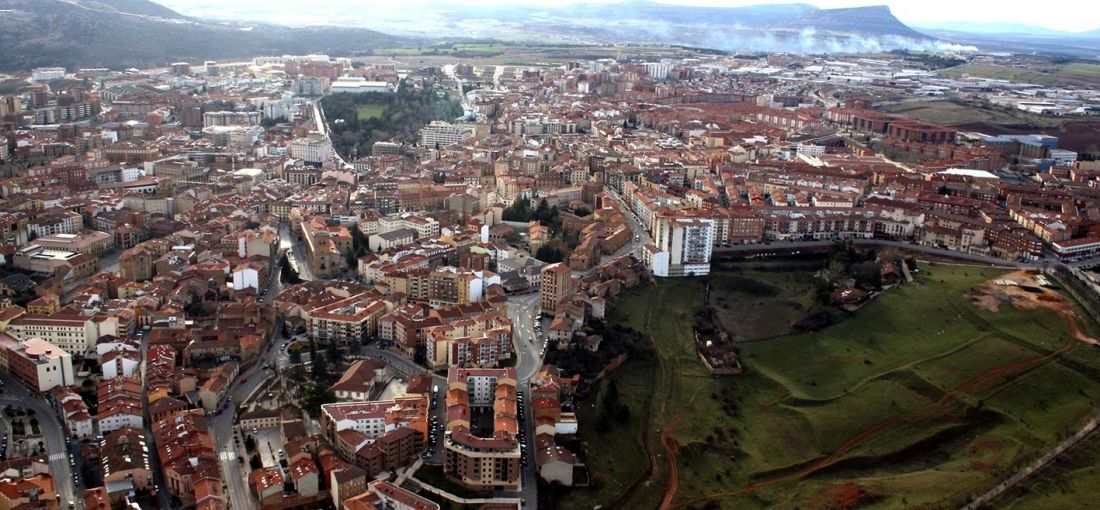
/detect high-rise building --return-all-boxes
[540,262,572,315]
[649,213,715,277]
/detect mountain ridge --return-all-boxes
[0,0,413,71]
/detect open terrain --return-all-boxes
[940,62,1100,88]
[879,99,1064,129]
[566,262,1100,509]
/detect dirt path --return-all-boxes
[676,272,1095,507]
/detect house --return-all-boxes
[249,468,284,503]
[288,458,320,497]
[331,359,386,402]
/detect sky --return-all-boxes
[156,0,1100,33]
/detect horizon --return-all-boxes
[153,0,1100,34]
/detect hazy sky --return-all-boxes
[156,0,1100,33]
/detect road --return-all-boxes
[208,313,286,510]
[310,100,348,168]
[502,293,544,507]
[0,374,82,509]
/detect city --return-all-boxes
[1,1,1100,509]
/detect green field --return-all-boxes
[880,99,1063,128]
[564,263,1100,509]
[940,62,1100,88]
[355,103,385,120]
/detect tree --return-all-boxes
[502,196,532,222]
[303,383,336,416]
[279,253,301,284]
[250,454,262,470]
[288,348,302,365]
[573,206,591,217]
[311,355,328,380]
[535,244,564,263]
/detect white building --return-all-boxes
[31,67,67,82]
[419,121,475,148]
[0,335,75,393]
[232,265,260,291]
[329,77,393,94]
[651,214,715,277]
[290,134,335,163]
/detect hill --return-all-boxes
[0,0,412,71]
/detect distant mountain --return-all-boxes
[389,2,947,54]
[914,22,1070,36]
[783,5,927,39]
[0,0,412,71]
[920,28,1100,59]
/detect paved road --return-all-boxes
[209,318,285,510]
[502,293,544,508]
[0,375,81,509]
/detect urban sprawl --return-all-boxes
[0,49,1099,510]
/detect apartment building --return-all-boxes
[0,333,74,392]
[306,294,387,345]
[419,121,475,148]
[649,213,715,277]
[290,133,335,163]
[7,313,95,356]
[443,367,522,491]
[540,263,572,315]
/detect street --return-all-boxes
[0,374,82,509]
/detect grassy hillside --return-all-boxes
[563,263,1100,509]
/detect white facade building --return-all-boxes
[419,121,475,148]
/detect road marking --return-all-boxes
[220,451,237,461]
[50,452,67,461]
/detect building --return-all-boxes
[0,333,74,392]
[27,209,82,237]
[419,121,476,148]
[31,67,66,81]
[320,398,427,477]
[307,294,387,346]
[290,133,335,164]
[331,359,386,401]
[11,245,99,279]
[443,367,521,491]
[202,110,261,128]
[101,427,153,490]
[342,480,440,510]
[650,214,715,277]
[329,77,393,94]
[30,231,115,257]
[540,263,572,315]
[7,313,95,356]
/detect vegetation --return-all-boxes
[321,85,463,159]
[560,263,1100,509]
[534,244,564,263]
[940,61,1100,88]
[302,382,336,416]
[279,253,301,285]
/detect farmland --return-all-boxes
[562,261,1100,509]
[939,62,1100,88]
